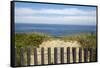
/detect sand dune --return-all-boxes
[40,39,81,48]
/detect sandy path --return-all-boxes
[40,39,81,48]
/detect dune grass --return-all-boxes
[60,33,96,48]
[15,32,52,48]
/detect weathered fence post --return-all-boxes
[67,47,70,63]
[79,47,82,63]
[41,47,44,65]
[84,48,88,62]
[34,47,38,65]
[48,48,51,64]
[20,47,24,66]
[54,47,58,64]
[72,47,76,63]
[60,47,64,64]
[27,47,31,66]
[15,47,17,66]
[89,48,94,62]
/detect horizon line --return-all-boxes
[15,22,96,26]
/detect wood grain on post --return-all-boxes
[48,48,51,64]
[41,47,44,65]
[54,47,58,64]
[20,47,24,66]
[89,48,94,62]
[84,48,88,62]
[72,47,76,63]
[34,47,38,65]
[60,47,64,64]
[79,47,82,63]
[27,47,31,66]
[15,47,17,66]
[67,47,70,63]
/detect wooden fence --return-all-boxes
[15,47,94,66]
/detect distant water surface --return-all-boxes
[15,23,96,36]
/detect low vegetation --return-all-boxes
[15,32,97,65]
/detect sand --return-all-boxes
[40,39,81,48]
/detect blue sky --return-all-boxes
[15,2,96,25]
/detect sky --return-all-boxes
[15,2,96,25]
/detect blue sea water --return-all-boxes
[15,23,96,36]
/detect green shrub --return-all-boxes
[15,32,51,48]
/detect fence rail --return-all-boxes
[15,47,95,66]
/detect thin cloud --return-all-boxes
[15,15,96,25]
[15,7,96,25]
[15,7,96,16]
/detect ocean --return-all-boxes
[15,23,96,36]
